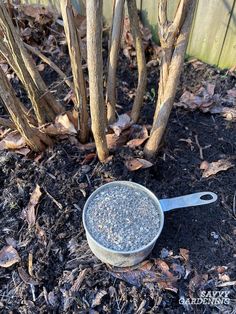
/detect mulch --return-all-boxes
[0,6,235,313]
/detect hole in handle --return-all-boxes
[200,194,214,201]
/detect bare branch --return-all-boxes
[61,0,89,143]
[106,0,125,124]
[87,0,109,161]
[127,0,147,123]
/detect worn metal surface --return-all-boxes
[83,181,217,267]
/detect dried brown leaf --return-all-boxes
[42,113,77,135]
[106,130,129,149]
[202,159,234,178]
[82,153,96,164]
[22,185,42,226]
[20,4,55,25]
[218,273,230,282]
[110,113,131,136]
[0,131,25,150]
[127,125,149,148]
[125,158,153,171]
[18,267,39,285]
[0,246,20,268]
[110,258,178,292]
[200,160,209,170]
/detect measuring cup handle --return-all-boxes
[159,192,218,212]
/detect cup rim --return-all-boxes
[82,181,165,255]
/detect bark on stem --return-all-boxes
[86,0,109,161]
[0,67,52,151]
[61,0,89,143]
[127,0,147,123]
[144,0,196,158]
[0,2,63,125]
[106,0,125,124]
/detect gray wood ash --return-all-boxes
[85,184,160,251]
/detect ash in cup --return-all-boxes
[85,184,160,251]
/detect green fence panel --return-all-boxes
[187,0,234,66]
[218,1,236,68]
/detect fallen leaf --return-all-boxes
[200,160,209,170]
[19,4,55,25]
[221,107,236,121]
[110,114,132,136]
[155,259,170,272]
[127,125,149,148]
[91,290,107,308]
[0,246,20,268]
[202,159,234,178]
[179,248,189,262]
[106,130,129,149]
[82,153,96,164]
[18,267,39,285]
[110,259,178,292]
[0,131,25,150]
[125,158,153,171]
[110,269,158,287]
[219,273,230,282]
[42,113,77,135]
[21,185,42,226]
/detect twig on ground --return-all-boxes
[194,135,211,160]
[43,188,63,210]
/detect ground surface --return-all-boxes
[0,12,236,313]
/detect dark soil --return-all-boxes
[0,30,236,314]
